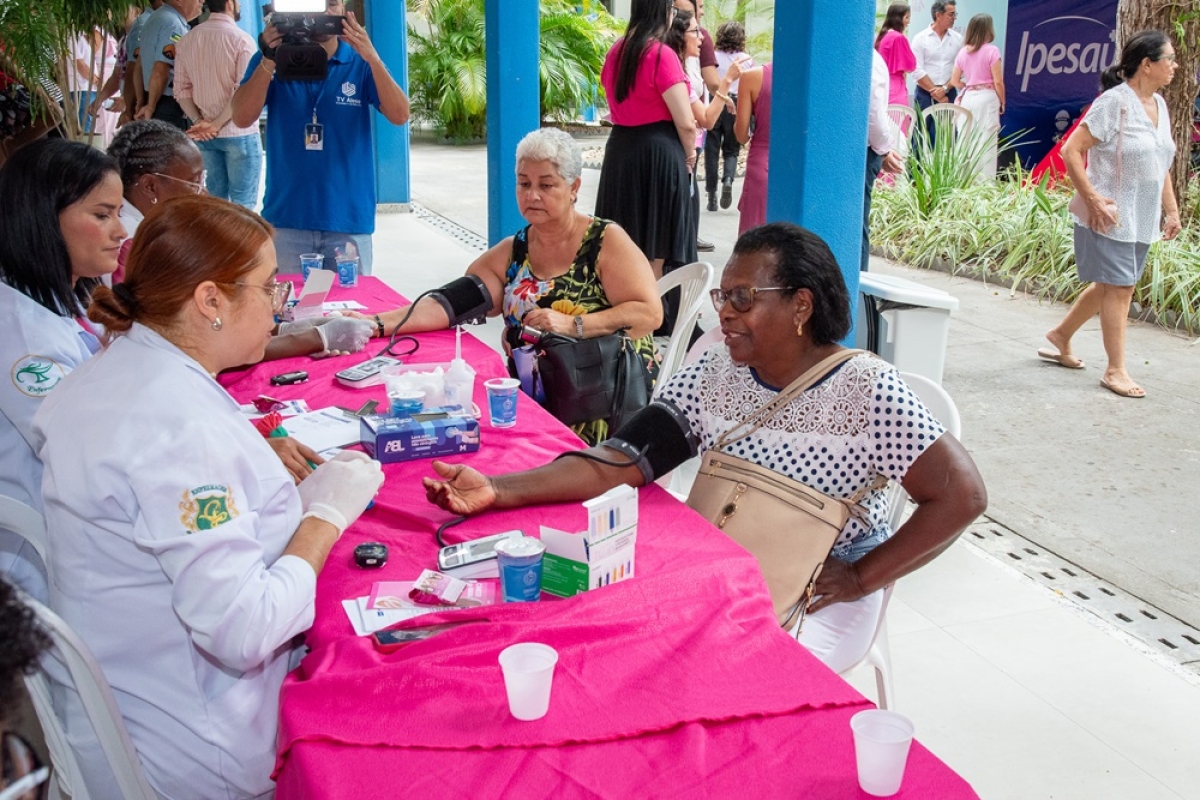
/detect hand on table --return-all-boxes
[267,437,324,484]
[314,316,375,355]
[298,451,384,535]
[807,556,867,614]
[423,460,497,516]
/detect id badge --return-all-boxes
[305,123,324,151]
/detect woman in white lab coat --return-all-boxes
[32,196,385,800]
[0,139,125,602]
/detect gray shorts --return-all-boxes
[1073,224,1150,287]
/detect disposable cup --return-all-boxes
[850,709,915,796]
[485,378,520,428]
[498,642,558,720]
[299,253,322,281]
[336,255,359,287]
[494,536,545,602]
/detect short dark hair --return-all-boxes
[0,579,50,719]
[0,139,120,316]
[930,0,955,20]
[732,222,851,345]
[206,0,233,12]
[1102,30,1170,91]
[715,21,745,53]
[107,119,194,191]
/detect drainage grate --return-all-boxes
[411,202,488,253]
[961,516,1200,675]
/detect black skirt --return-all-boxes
[595,121,697,265]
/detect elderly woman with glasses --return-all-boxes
[424,222,987,673]
[31,195,384,799]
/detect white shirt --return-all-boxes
[911,25,963,85]
[118,200,144,242]
[715,50,749,93]
[0,281,100,602]
[868,50,893,155]
[33,323,316,799]
[1076,82,1176,243]
[658,349,945,562]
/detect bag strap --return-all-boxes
[714,349,865,450]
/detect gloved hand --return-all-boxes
[314,316,375,355]
[297,451,384,535]
[277,317,330,336]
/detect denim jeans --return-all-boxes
[197,134,262,210]
[273,228,374,276]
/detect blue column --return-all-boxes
[236,0,264,41]
[366,0,410,204]
[485,0,540,245]
[767,1,874,342]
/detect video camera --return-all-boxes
[263,1,345,81]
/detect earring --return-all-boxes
[212,317,222,331]
[796,321,804,337]
[151,196,157,205]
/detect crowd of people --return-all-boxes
[0,0,1186,796]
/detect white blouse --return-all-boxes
[1076,82,1176,243]
[658,348,946,562]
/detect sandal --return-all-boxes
[1036,347,1085,370]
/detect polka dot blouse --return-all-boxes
[657,348,946,561]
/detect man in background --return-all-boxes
[174,0,262,208]
[135,0,201,130]
[910,0,962,144]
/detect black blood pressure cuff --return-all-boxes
[601,399,699,485]
[431,275,492,326]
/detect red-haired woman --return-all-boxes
[31,196,384,799]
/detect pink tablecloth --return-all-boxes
[221,277,978,800]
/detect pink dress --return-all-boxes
[738,64,772,235]
[876,29,916,108]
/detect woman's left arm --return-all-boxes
[522,224,663,339]
[990,57,1005,113]
[810,435,987,612]
[1162,172,1182,241]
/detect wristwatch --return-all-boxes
[574,315,584,338]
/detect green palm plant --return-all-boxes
[407,0,618,142]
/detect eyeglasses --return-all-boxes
[149,171,207,194]
[2,731,49,800]
[710,286,787,313]
[686,27,701,36]
[224,278,291,313]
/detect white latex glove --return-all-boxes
[315,316,375,354]
[297,450,384,535]
[277,316,333,336]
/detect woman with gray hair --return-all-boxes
[368,127,662,444]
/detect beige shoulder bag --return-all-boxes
[685,349,887,632]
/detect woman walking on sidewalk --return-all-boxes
[1040,30,1181,399]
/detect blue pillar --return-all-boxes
[768,0,874,343]
[236,1,264,41]
[485,0,540,245]
[366,0,410,204]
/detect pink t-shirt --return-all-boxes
[954,43,1000,87]
[601,39,688,126]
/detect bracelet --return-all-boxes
[373,314,385,338]
[259,60,275,77]
[715,91,730,102]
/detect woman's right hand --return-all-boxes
[1086,194,1119,234]
[297,451,384,534]
[423,460,497,516]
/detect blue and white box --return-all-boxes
[360,406,480,464]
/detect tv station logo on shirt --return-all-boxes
[336,81,362,108]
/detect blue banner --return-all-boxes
[1003,0,1119,167]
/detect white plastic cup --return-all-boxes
[850,709,915,796]
[485,377,520,428]
[498,642,558,720]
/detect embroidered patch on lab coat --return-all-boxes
[11,355,67,397]
[179,485,240,532]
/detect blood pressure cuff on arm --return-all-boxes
[601,399,699,485]
[431,276,492,326]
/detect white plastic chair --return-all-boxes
[654,261,714,389]
[19,594,158,800]
[921,102,973,137]
[654,324,725,500]
[840,371,962,710]
[885,103,916,158]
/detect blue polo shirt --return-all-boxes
[245,43,381,234]
[139,4,189,96]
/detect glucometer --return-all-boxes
[437,530,523,573]
[270,370,309,386]
[335,356,402,388]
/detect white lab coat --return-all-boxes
[32,323,316,800]
[0,281,100,602]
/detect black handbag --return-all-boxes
[533,330,651,431]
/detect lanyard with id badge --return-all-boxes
[305,82,326,150]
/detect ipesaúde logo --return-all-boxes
[1012,15,1118,93]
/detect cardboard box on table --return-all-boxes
[541,485,638,598]
[360,406,480,464]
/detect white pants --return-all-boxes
[958,88,1000,179]
[790,588,886,674]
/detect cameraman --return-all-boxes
[231,0,409,277]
